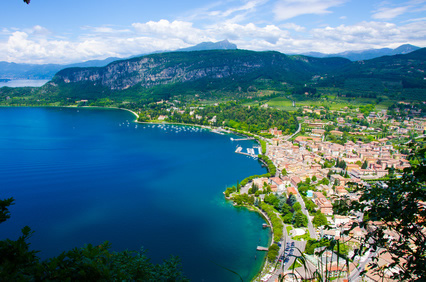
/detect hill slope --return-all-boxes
[51,50,351,94]
[319,48,426,93]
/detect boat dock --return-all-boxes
[230,137,255,141]
[235,146,258,157]
[257,246,269,251]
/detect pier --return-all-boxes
[235,146,258,157]
[257,246,269,251]
[230,137,255,141]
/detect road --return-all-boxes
[293,186,317,240]
[348,246,378,281]
[285,122,302,141]
[266,223,307,282]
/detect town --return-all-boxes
[242,103,425,282]
[136,98,425,282]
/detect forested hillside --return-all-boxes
[1,48,425,105]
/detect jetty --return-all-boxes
[230,137,255,141]
[257,246,269,251]
[235,146,258,157]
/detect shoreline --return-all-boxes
[79,106,139,121]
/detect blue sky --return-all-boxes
[0,0,425,64]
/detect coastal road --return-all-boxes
[267,222,306,282]
[267,239,307,282]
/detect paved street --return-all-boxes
[294,186,317,240]
[266,223,307,282]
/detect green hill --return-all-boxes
[48,50,350,100]
[2,48,425,104]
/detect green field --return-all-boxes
[262,89,395,111]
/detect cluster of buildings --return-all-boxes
[255,122,416,281]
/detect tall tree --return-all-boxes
[312,212,328,227]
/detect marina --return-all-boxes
[235,146,259,158]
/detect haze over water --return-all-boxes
[0,107,269,281]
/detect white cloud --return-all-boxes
[182,0,267,23]
[210,22,289,44]
[220,0,263,17]
[309,21,426,53]
[372,6,410,19]
[274,0,346,21]
[132,20,210,44]
[280,23,306,32]
[82,26,131,35]
[1,18,425,64]
[32,25,50,36]
[371,0,426,20]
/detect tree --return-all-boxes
[287,194,297,207]
[251,183,258,194]
[0,198,188,281]
[305,200,317,213]
[312,212,328,227]
[283,213,293,224]
[361,160,368,169]
[305,177,311,185]
[277,195,288,210]
[312,175,317,182]
[281,203,291,215]
[294,211,308,227]
[293,202,302,212]
[320,177,330,185]
[264,193,279,208]
[267,244,279,262]
[342,143,426,281]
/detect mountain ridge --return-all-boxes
[0,40,237,80]
[52,49,351,92]
[301,44,421,61]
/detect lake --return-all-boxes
[0,79,49,87]
[0,107,270,281]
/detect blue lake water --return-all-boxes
[0,79,49,87]
[0,107,270,281]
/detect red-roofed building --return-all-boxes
[287,186,298,196]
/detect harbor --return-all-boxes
[235,146,261,157]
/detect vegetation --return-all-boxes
[0,198,188,281]
[267,244,280,262]
[259,202,283,242]
[312,212,328,227]
[3,48,425,109]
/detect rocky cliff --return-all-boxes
[52,50,351,91]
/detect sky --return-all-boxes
[0,0,425,64]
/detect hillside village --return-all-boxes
[240,102,426,281]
